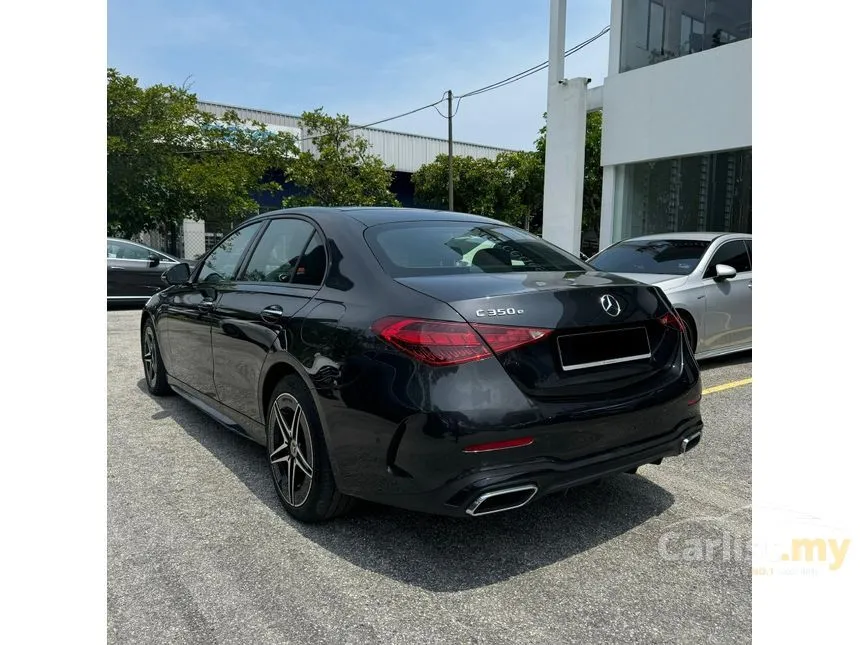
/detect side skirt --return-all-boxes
[167,376,267,445]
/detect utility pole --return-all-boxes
[447,89,454,211]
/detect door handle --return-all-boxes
[261,305,284,323]
[748,282,752,289]
[108,266,125,270]
[198,300,215,311]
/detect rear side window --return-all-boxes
[242,219,316,283]
[705,240,751,277]
[293,232,326,286]
[364,221,588,277]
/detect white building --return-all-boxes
[543,0,751,253]
[600,0,751,246]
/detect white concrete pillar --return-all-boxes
[542,0,588,255]
[598,165,616,250]
[182,218,206,260]
[542,77,589,255]
[608,0,623,76]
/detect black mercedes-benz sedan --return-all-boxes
[140,207,702,522]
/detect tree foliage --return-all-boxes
[283,109,399,208]
[413,111,603,235]
[107,68,296,237]
[411,155,506,217]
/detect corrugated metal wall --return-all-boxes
[198,101,516,173]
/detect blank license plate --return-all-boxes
[557,327,651,371]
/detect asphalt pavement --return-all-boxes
[107,309,752,645]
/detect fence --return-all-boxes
[135,206,284,261]
[135,219,231,262]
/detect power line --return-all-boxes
[456,25,609,100]
[297,26,607,142]
[297,95,447,142]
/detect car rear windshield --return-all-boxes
[589,239,712,275]
[364,221,589,277]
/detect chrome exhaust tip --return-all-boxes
[680,431,702,454]
[466,484,539,516]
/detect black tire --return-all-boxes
[266,374,354,522]
[678,311,697,354]
[141,319,172,396]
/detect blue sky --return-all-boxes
[108,0,610,150]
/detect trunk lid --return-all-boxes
[396,271,684,400]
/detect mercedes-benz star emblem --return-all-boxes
[600,294,622,317]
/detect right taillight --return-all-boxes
[371,317,550,367]
[658,311,685,332]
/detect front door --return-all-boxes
[211,217,327,422]
[701,239,752,353]
[158,222,263,398]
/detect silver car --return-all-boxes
[588,232,752,359]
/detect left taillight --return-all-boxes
[371,317,551,367]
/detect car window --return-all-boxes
[107,240,152,261]
[197,223,262,283]
[242,219,316,283]
[589,240,711,275]
[293,231,327,286]
[364,222,588,278]
[705,240,751,277]
[744,240,752,270]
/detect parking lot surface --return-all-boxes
[108,309,752,644]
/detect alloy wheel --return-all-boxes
[143,327,157,386]
[269,393,315,507]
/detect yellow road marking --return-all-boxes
[702,377,752,396]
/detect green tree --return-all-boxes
[412,112,602,235]
[412,154,508,217]
[495,150,544,231]
[283,109,400,208]
[107,68,296,238]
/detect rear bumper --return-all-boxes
[357,414,703,517]
[326,333,702,517]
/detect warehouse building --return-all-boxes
[147,102,514,259]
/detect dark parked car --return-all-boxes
[108,238,181,303]
[140,208,703,522]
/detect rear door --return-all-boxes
[700,239,752,352]
[158,222,263,397]
[211,217,326,421]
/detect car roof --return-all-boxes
[620,232,751,243]
[247,206,503,227]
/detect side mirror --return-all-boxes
[714,264,737,280]
[148,255,161,268]
[162,262,191,286]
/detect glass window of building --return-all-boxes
[620,0,751,72]
[614,148,751,241]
